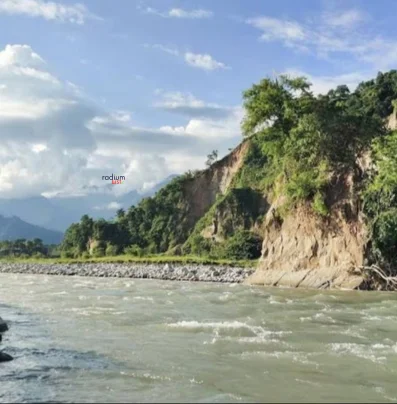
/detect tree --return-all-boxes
[116,208,125,221]
[206,150,218,167]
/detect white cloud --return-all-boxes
[0,0,100,24]
[142,43,179,56]
[154,91,234,118]
[247,16,306,42]
[246,8,397,70]
[143,7,212,19]
[168,8,212,19]
[94,202,122,211]
[0,44,96,197]
[143,44,229,71]
[184,52,229,71]
[111,110,132,123]
[0,44,44,67]
[283,69,372,95]
[31,143,48,153]
[0,43,241,199]
[323,9,366,29]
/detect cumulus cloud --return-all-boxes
[0,43,241,199]
[143,7,212,19]
[0,0,100,24]
[0,44,99,197]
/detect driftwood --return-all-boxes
[358,264,397,290]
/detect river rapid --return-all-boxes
[1,273,397,403]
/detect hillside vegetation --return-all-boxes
[60,70,397,272]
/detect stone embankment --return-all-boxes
[0,263,255,283]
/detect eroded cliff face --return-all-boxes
[246,171,370,290]
[179,139,374,290]
[182,141,250,227]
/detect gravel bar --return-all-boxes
[0,263,255,283]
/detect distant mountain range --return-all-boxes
[0,175,177,232]
[0,215,63,244]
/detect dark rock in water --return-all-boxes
[0,317,8,333]
[0,351,13,362]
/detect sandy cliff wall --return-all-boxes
[246,172,370,290]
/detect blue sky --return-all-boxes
[0,0,396,201]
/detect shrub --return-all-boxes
[124,244,144,257]
[223,230,263,260]
[92,240,106,258]
[105,243,119,257]
[61,250,74,259]
[372,209,397,261]
[312,192,329,217]
[188,234,212,256]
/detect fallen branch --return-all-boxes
[358,264,397,290]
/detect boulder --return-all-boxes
[0,351,13,362]
[0,317,8,333]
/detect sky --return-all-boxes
[0,0,397,200]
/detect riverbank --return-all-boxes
[0,254,255,268]
[0,262,255,283]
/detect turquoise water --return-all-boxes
[1,273,397,403]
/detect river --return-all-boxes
[1,273,397,403]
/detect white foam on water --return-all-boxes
[168,320,249,330]
[330,343,388,364]
[173,320,292,346]
[334,327,367,340]
[219,292,232,301]
[167,321,276,339]
[295,378,321,386]
[313,312,337,323]
[133,296,154,302]
[239,350,319,367]
[120,371,172,382]
[374,386,397,402]
[268,296,282,305]
[124,281,134,287]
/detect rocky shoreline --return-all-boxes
[0,262,255,283]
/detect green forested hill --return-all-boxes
[60,70,397,269]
